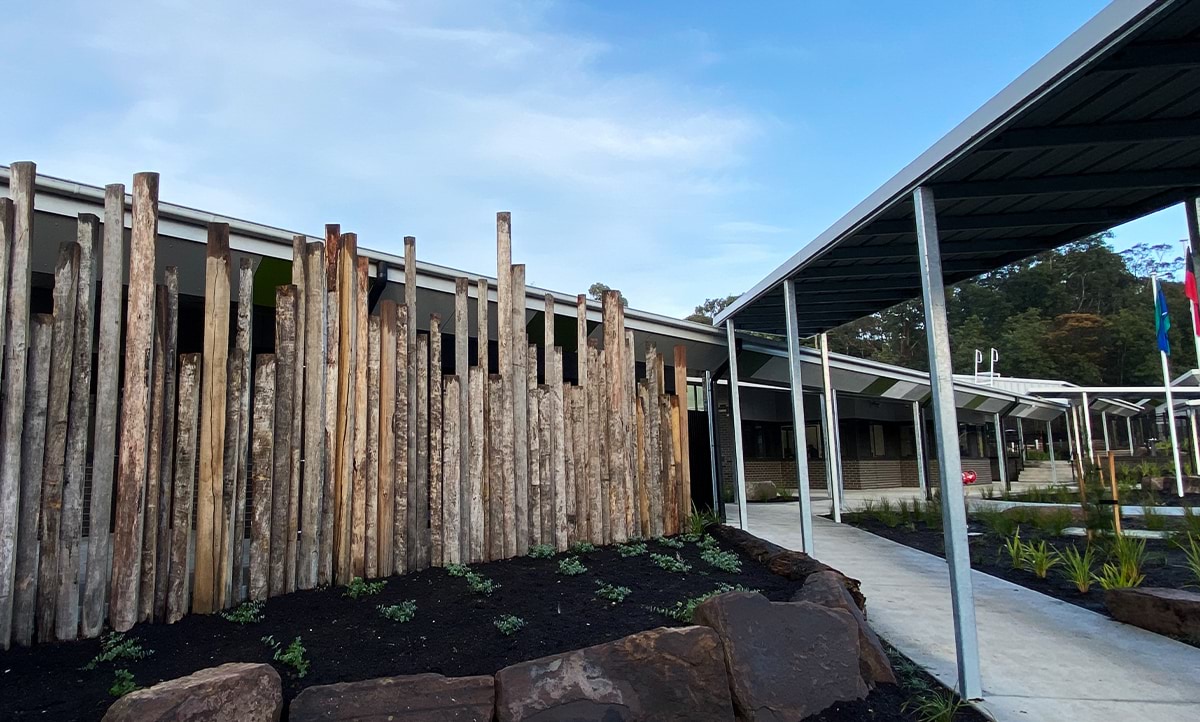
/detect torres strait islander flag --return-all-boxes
[1186,247,1200,333]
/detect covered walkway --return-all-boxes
[740,504,1200,722]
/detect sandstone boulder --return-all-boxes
[792,571,895,686]
[494,625,734,721]
[707,525,786,564]
[746,481,779,502]
[693,591,868,722]
[766,551,866,612]
[1106,587,1200,642]
[289,672,494,721]
[102,662,281,722]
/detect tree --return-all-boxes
[686,295,740,324]
[588,282,628,306]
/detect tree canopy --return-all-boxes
[823,234,1193,385]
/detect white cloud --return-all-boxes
[3,0,766,317]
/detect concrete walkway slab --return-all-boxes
[737,503,1200,722]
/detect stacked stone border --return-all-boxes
[103,525,896,721]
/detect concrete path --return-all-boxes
[736,503,1200,722]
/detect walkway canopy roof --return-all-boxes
[715,0,1200,336]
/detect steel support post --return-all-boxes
[1127,416,1135,456]
[818,333,844,522]
[1081,392,1095,467]
[913,186,981,699]
[783,281,815,553]
[1190,409,1200,476]
[704,370,720,519]
[994,412,1008,491]
[913,401,929,500]
[1016,417,1026,462]
[1047,419,1058,485]
[1101,411,1111,454]
[725,320,750,531]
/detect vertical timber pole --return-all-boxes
[725,320,750,531]
[913,402,929,500]
[1047,419,1058,485]
[913,186,981,700]
[994,413,1008,492]
[782,281,814,554]
[818,334,843,522]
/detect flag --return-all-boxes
[1155,277,1171,354]
[1186,247,1200,333]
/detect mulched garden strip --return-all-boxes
[0,528,978,721]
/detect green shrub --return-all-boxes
[557,556,587,576]
[494,614,526,636]
[83,633,153,671]
[595,581,631,603]
[1023,540,1060,579]
[528,544,555,559]
[1001,528,1026,570]
[699,547,742,574]
[569,541,597,554]
[1094,561,1144,590]
[1059,545,1096,593]
[262,635,309,677]
[219,600,264,624]
[1035,508,1074,537]
[377,600,417,623]
[445,563,472,577]
[903,689,964,722]
[343,577,387,599]
[654,536,685,549]
[650,552,691,573]
[617,542,648,557]
[108,669,138,698]
[650,583,758,623]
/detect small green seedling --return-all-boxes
[655,536,685,549]
[558,556,587,576]
[650,583,757,622]
[445,563,472,577]
[528,544,555,559]
[696,535,720,551]
[378,600,417,623]
[262,635,310,677]
[108,669,138,698]
[569,541,597,554]
[219,600,265,624]
[617,542,648,557]
[83,633,153,671]
[650,552,691,574]
[494,614,526,636]
[343,577,387,599]
[595,581,631,603]
[700,548,742,574]
[465,571,500,595]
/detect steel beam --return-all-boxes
[983,118,1198,151]
[783,281,815,553]
[913,186,981,700]
[726,320,750,532]
[867,207,1118,235]
[818,334,844,523]
[823,237,1050,261]
[932,168,1200,200]
[1100,41,1200,72]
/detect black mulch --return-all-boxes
[0,530,980,721]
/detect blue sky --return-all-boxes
[2,0,1187,316]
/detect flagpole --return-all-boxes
[1155,273,1186,497]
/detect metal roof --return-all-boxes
[716,0,1200,335]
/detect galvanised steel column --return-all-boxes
[818,334,844,522]
[725,320,750,532]
[994,413,1008,491]
[783,280,815,553]
[1127,416,1135,456]
[913,401,929,499]
[1189,409,1200,476]
[704,370,720,519]
[1016,417,1026,462]
[818,391,835,510]
[1081,392,1096,467]
[1046,419,1058,485]
[913,186,981,700]
[1101,411,1112,454]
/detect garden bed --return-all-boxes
[0,530,979,721]
[842,508,1197,623]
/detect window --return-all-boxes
[870,424,886,457]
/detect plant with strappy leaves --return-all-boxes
[1022,540,1060,579]
[1094,561,1144,590]
[1059,544,1096,593]
[1000,528,1026,570]
[686,505,720,535]
[903,689,964,722]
